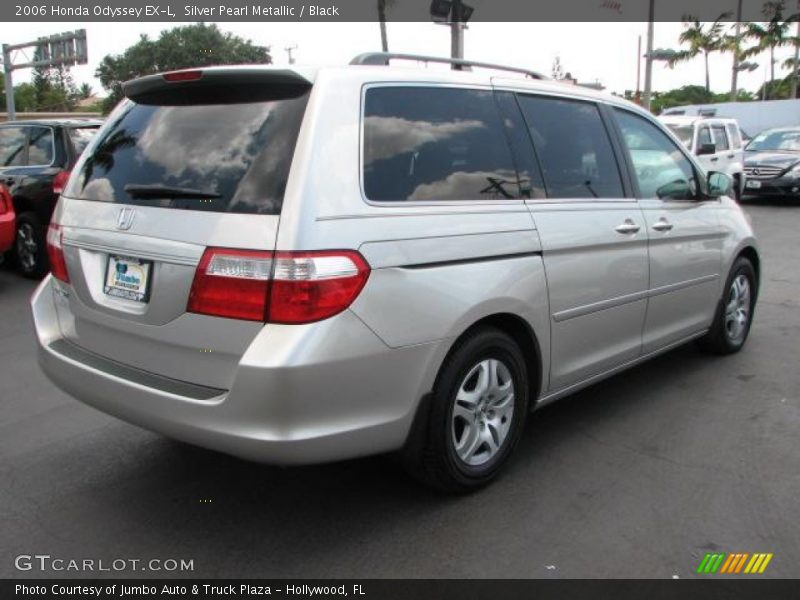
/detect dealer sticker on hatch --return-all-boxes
[104,255,152,302]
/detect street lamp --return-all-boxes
[429,0,474,62]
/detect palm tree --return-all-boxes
[377,0,395,52]
[742,1,799,98]
[668,13,731,92]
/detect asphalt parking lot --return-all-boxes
[1,199,799,579]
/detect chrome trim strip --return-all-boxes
[63,238,199,266]
[552,273,720,323]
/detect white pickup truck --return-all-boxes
[659,115,746,200]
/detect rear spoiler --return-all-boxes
[123,68,313,105]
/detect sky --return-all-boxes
[5,21,798,97]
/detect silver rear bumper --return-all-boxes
[32,276,443,465]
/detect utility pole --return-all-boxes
[2,45,15,121]
[731,0,743,100]
[450,0,464,61]
[642,0,655,111]
[2,30,87,121]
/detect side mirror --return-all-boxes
[708,171,733,197]
[697,142,717,156]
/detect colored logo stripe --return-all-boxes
[697,552,773,574]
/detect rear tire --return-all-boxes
[13,212,49,279]
[697,256,756,355]
[405,327,529,493]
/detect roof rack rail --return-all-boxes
[350,52,548,80]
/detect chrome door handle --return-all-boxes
[615,219,640,235]
[652,218,673,232]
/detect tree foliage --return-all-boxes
[96,23,271,113]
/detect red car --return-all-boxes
[0,183,14,254]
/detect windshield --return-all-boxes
[745,129,800,153]
[665,124,693,148]
[65,88,310,214]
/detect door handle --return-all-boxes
[652,218,673,232]
[727,154,735,159]
[615,219,641,235]
[710,157,719,162]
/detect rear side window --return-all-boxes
[698,126,712,147]
[27,126,54,165]
[66,90,310,214]
[68,127,99,155]
[726,124,742,149]
[363,87,520,201]
[517,95,623,199]
[0,127,27,167]
[712,125,729,151]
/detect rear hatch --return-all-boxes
[52,68,312,389]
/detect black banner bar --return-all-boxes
[3,0,796,23]
[5,579,800,600]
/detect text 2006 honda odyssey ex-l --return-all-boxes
[32,54,760,492]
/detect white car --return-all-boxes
[659,116,746,199]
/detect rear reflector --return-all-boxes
[163,70,203,82]
[46,223,70,283]
[52,170,70,195]
[187,248,272,322]
[187,248,370,323]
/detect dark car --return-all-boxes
[743,127,800,199]
[0,119,102,277]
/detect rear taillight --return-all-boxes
[187,248,370,323]
[0,184,11,214]
[52,170,70,195]
[187,248,273,321]
[46,223,70,283]
[268,251,370,324]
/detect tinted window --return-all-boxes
[494,92,546,199]
[698,126,712,147]
[27,126,54,165]
[68,127,100,155]
[0,127,27,167]
[615,109,698,200]
[726,124,742,149]
[363,87,519,201]
[517,95,623,199]
[66,91,310,214]
[712,125,729,151]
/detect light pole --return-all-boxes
[642,0,655,111]
[730,0,744,100]
[430,0,473,64]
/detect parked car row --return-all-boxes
[0,119,102,277]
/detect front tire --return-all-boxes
[14,212,49,279]
[697,256,756,354]
[406,327,530,493]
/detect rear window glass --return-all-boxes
[0,127,27,166]
[66,90,310,214]
[363,87,520,202]
[27,126,54,165]
[68,127,99,155]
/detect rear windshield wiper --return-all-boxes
[123,183,221,199]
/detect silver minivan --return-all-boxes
[31,54,760,492]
